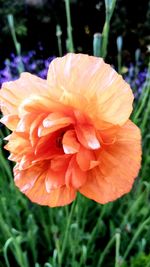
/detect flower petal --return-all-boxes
[16,113,37,133]
[62,130,80,154]
[65,156,87,188]
[0,115,19,131]
[5,132,30,155]
[18,95,60,116]
[76,146,99,171]
[47,53,133,127]
[5,132,34,168]
[0,73,49,116]
[79,120,141,203]
[75,124,100,150]
[33,131,63,161]
[45,168,66,192]
[30,113,46,147]
[14,162,76,207]
[50,155,70,171]
[38,112,74,137]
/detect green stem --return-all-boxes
[64,0,74,52]
[56,24,63,57]
[93,33,102,57]
[4,237,13,267]
[116,36,123,73]
[117,52,122,73]
[115,232,121,267]
[7,14,24,73]
[101,20,110,58]
[141,95,150,132]
[100,0,117,58]
[120,192,145,228]
[123,216,150,260]
[60,200,76,265]
[86,205,106,253]
[98,235,116,267]
[0,149,12,182]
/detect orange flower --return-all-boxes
[0,53,141,207]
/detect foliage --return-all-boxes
[0,0,150,61]
[0,0,27,37]
[122,252,150,267]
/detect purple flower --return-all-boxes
[0,51,55,87]
[124,64,147,99]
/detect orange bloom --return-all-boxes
[0,53,141,207]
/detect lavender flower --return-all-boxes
[0,51,55,87]
[124,63,147,99]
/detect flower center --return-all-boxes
[56,131,65,148]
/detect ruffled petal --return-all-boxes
[33,131,63,161]
[79,120,142,203]
[14,162,76,207]
[38,112,74,137]
[5,132,31,155]
[0,73,49,116]
[75,124,100,150]
[18,95,64,117]
[62,130,80,154]
[65,156,87,188]
[5,132,34,168]
[16,113,37,133]
[30,113,46,147]
[47,53,133,127]
[45,168,66,192]
[76,146,99,171]
[50,155,71,171]
[0,115,19,131]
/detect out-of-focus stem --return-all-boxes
[117,36,123,73]
[64,0,74,52]
[59,200,76,266]
[115,232,121,267]
[7,14,24,73]
[98,234,116,266]
[123,216,150,260]
[93,33,102,57]
[100,0,117,58]
[56,24,63,57]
